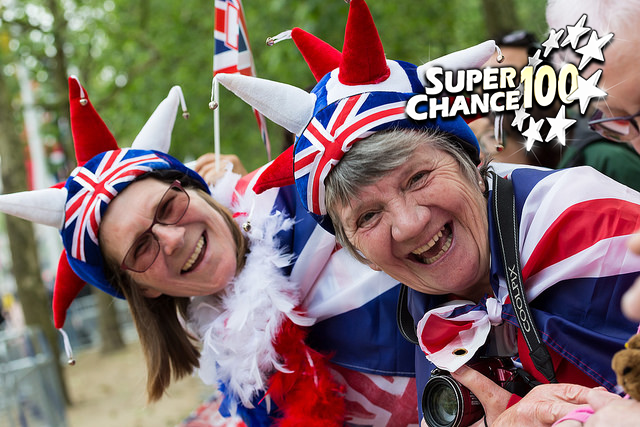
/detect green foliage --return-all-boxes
[2,0,547,173]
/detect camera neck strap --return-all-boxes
[490,171,557,384]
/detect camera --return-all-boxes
[422,357,539,427]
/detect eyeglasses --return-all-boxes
[498,30,537,48]
[120,180,190,273]
[588,109,640,142]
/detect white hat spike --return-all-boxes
[131,85,188,152]
[216,73,316,136]
[0,187,67,229]
[416,40,500,87]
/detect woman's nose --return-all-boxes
[390,202,430,242]
[152,223,185,255]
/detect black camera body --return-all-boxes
[422,357,539,427]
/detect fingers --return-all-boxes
[451,365,511,423]
[194,153,248,186]
[586,388,622,411]
[622,279,640,321]
[194,152,217,171]
[627,232,640,255]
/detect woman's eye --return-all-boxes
[133,235,153,259]
[357,211,378,228]
[409,172,428,187]
[156,197,176,221]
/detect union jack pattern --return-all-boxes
[65,150,164,261]
[213,0,253,76]
[294,93,407,214]
[214,0,271,160]
[331,365,419,427]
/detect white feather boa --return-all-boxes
[187,170,314,407]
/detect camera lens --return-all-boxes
[422,375,463,427]
[427,382,458,424]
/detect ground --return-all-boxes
[65,340,212,427]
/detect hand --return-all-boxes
[194,153,247,186]
[451,365,591,426]
[584,388,640,427]
[622,232,640,321]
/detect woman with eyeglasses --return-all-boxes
[0,77,418,427]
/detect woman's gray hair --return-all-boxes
[546,0,640,41]
[325,127,483,263]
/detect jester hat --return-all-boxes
[0,77,207,330]
[216,0,498,218]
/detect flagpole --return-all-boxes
[214,78,220,171]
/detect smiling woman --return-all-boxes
[100,174,243,299]
[325,128,491,302]
[0,75,420,426]
[215,0,640,425]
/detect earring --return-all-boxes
[241,199,256,234]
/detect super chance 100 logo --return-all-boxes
[407,14,612,150]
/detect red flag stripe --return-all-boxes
[522,199,640,281]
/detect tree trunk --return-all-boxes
[480,0,521,40]
[0,67,71,404]
[96,288,125,353]
[45,0,127,354]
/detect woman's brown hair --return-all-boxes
[100,171,248,402]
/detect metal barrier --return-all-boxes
[0,327,67,427]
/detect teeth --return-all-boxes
[423,233,452,264]
[182,236,204,272]
[412,229,444,255]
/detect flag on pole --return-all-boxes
[214,0,271,161]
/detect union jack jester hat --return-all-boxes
[0,77,208,331]
[215,0,500,219]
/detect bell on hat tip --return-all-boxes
[79,98,88,106]
[209,101,218,110]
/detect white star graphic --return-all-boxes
[527,49,543,70]
[561,14,590,49]
[522,117,544,151]
[567,69,608,114]
[541,28,564,57]
[545,105,576,146]
[575,30,614,70]
[511,106,530,131]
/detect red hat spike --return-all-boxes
[338,0,390,85]
[68,76,118,166]
[52,251,86,329]
[291,27,342,82]
[253,144,295,194]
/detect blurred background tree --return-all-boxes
[0,0,548,408]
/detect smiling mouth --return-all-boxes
[410,223,453,265]
[182,233,206,273]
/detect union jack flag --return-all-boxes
[294,93,407,215]
[214,0,271,160]
[331,365,419,426]
[65,150,163,261]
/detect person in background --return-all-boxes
[543,1,640,425]
[547,0,640,192]
[471,31,563,168]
